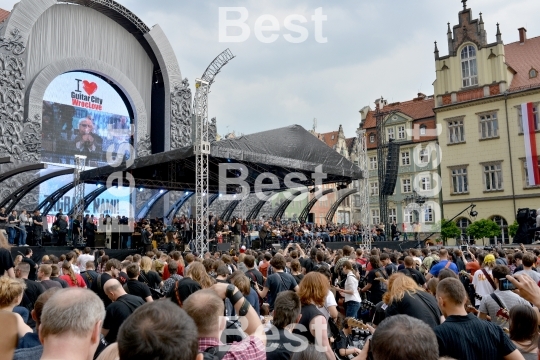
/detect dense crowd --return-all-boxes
[2,231,540,360]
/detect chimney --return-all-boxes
[519,27,527,44]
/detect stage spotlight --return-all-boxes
[219,193,222,197]
[160,189,164,194]
[97,184,102,188]
[139,188,143,192]
[469,205,478,218]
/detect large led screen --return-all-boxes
[42,71,133,168]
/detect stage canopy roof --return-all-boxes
[80,125,364,193]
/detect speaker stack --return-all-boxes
[382,141,401,195]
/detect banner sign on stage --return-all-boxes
[521,102,540,186]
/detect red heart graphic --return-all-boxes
[82,80,98,96]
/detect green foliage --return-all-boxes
[466,219,501,240]
[508,220,519,238]
[434,219,462,240]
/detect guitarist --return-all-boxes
[335,318,362,360]
[471,253,496,308]
[478,265,531,328]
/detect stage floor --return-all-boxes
[11,246,137,261]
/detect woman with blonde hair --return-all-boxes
[293,272,336,360]
[59,260,86,288]
[185,262,215,289]
[383,273,442,329]
[0,276,32,337]
[139,256,162,291]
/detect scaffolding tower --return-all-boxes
[356,129,371,250]
[193,49,235,257]
[72,155,87,245]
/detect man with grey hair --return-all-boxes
[102,279,145,344]
[73,115,103,158]
[39,288,105,360]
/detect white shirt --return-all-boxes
[317,290,338,320]
[344,273,362,303]
[77,254,95,272]
[71,263,81,275]
[472,267,494,306]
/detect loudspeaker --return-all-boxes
[516,208,530,224]
[271,243,281,250]
[251,239,261,249]
[325,242,354,250]
[111,233,120,249]
[95,232,106,248]
[307,213,315,223]
[382,141,401,195]
[217,243,231,252]
[131,233,141,249]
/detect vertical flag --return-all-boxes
[521,103,540,186]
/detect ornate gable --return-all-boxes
[447,1,488,56]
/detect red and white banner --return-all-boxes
[521,102,540,186]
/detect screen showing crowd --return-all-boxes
[41,71,134,168]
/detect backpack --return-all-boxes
[202,346,228,360]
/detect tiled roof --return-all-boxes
[362,97,435,130]
[505,36,540,90]
[0,8,9,23]
[319,131,339,149]
[345,137,356,153]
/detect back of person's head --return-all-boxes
[168,260,179,275]
[66,252,76,262]
[183,289,224,337]
[229,271,250,296]
[270,255,286,270]
[140,257,152,272]
[437,278,467,306]
[404,256,414,267]
[372,315,439,360]
[380,253,389,262]
[0,277,25,307]
[509,304,539,352]
[118,301,199,360]
[25,247,32,256]
[356,248,363,257]
[342,245,353,256]
[50,264,60,277]
[40,288,105,340]
[290,344,325,360]
[86,261,95,270]
[342,260,354,271]
[438,268,458,280]
[33,288,61,326]
[216,265,229,277]
[297,272,328,307]
[492,265,510,282]
[132,254,141,263]
[273,291,301,329]
[126,263,140,279]
[426,278,439,296]
[264,252,272,261]
[316,266,331,280]
[40,264,52,277]
[522,252,536,267]
[106,259,122,271]
[185,253,195,264]
[244,255,255,268]
[84,247,91,254]
[290,259,302,273]
[439,249,448,258]
[369,255,381,269]
[16,262,30,276]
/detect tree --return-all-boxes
[466,219,501,242]
[433,219,462,242]
[509,220,519,238]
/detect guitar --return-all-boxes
[361,300,375,310]
[347,318,370,330]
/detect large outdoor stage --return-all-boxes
[10,246,137,261]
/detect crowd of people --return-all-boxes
[3,229,540,359]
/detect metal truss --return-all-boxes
[136,190,169,219]
[325,188,358,225]
[356,129,371,249]
[272,190,304,221]
[72,155,87,245]
[193,49,235,257]
[67,186,108,216]
[36,182,76,217]
[165,191,195,224]
[298,189,335,223]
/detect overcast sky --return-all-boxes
[2,0,540,139]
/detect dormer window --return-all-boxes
[331,135,335,140]
[530,68,538,79]
[369,134,375,143]
[420,125,427,135]
[461,45,478,87]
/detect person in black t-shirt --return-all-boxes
[256,255,298,311]
[91,258,121,307]
[398,256,426,287]
[16,262,45,328]
[361,255,387,305]
[32,210,43,246]
[102,279,145,344]
[381,253,398,275]
[22,248,38,281]
[166,277,202,306]
[434,277,520,360]
[0,233,14,277]
[124,263,152,302]
[266,291,304,360]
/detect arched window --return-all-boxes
[456,218,471,241]
[420,125,427,135]
[530,68,538,79]
[461,45,478,87]
[491,215,509,244]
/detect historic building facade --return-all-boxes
[434,3,540,243]
[359,94,440,235]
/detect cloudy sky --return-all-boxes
[2,0,540,139]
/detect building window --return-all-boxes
[369,156,378,170]
[369,133,375,143]
[402,178,412,193]
[479,113,498,139]
[424,205,434,222]
[530,68,538,79]
[388,208,397,223]
[354,195,361,207]
[387,128,395,140]
[461,45,478,87]
[420,125,427,135]
[523,159,540,187]
[518,105,539,133]
[420,175,431,191]
[484,163,503,191]
[404,209,413,223]
[371,209,380,225]
[398,126,406,139]
[419,149,429,164]
[370,182,379,196]
[456,218,471,240]
[401,151,410,165]
[448,119,465,144]
[451,167,468,194]
[491,216,509,244]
